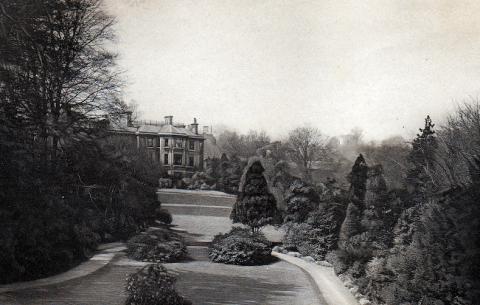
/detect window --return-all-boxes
[157,137,161,147]
[188,156,194,167]
[175,139,183,148]
[164,138,169,147]
[189,140,195,150]
[164,154,169,165]
[174,154,183,165]
[147,138,154,147]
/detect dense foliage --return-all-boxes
[368,187,480,305]
[230,160,280,232]
[126,228,187,263]
[209,227,275,265]
[283,202,345,260]
[126,263,191,305]
[338,160,394,260]
[0,0,162,283]
[277,111,480,304]
[284,179,320,223]
[330,116,480,305]
[186,154,245,194]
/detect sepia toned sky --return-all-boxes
[104,0,480,140]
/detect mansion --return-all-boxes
[109,113,218,177]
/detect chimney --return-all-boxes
[203,126,209,134]
[126,111,133,127]
[164,115,173,125]
[191,118,199,135]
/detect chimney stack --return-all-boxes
[191,118,199,134]
[164,115,173,125]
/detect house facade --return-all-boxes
[109,114,206,178]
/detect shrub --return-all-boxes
[231,160,280,232]
[0,195,102,284]
[126,263,191,305]
[333,161,480,305]
[284,179,320,223]
[283,223,328,260]
[374,196,480,305]
[201,155,245,194]
[126,228,187,263]
[325,250,350,274]
[283,202,345,260]
[209,227,275,265]
[155,208,172,225]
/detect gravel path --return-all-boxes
[167,260,321,305]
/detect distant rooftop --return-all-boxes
[110,114,210,139]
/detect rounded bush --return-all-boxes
[209,227,275,265]
[155,208,172,225]
[126,263,191,305]
[126,228,187,263]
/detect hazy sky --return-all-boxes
[105,0,480,141]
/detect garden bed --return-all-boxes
[208,227,276,265]
[126,227,187,263]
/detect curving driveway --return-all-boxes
[0,189,324,305]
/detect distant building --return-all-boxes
[202,126,222,160]
[109,113,215,178]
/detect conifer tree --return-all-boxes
[406,115,438,196]
[230,160,279,233]
[348,154,369,204]
[338,154,369,253]
[284,179,319,223]
[339,156,392,258]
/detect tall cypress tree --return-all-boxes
[230,160,279,233]
[348,154,369,204]
[338,154,369,253]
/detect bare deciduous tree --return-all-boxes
[217,129,271,158]
[287,126,328,181]
[435,100,480,187]
[0,0,121,174]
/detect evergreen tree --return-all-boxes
[406,115,438,196]
[284,179,320,223]
[388,117,438,252]
[348,154,369,204]
[230,160,279,233]
[338,155,369,255]
[339,157,393,261]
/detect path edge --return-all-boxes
[272,251,359,305]
[0,244,125,294]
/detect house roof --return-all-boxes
[109,120,204,139]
